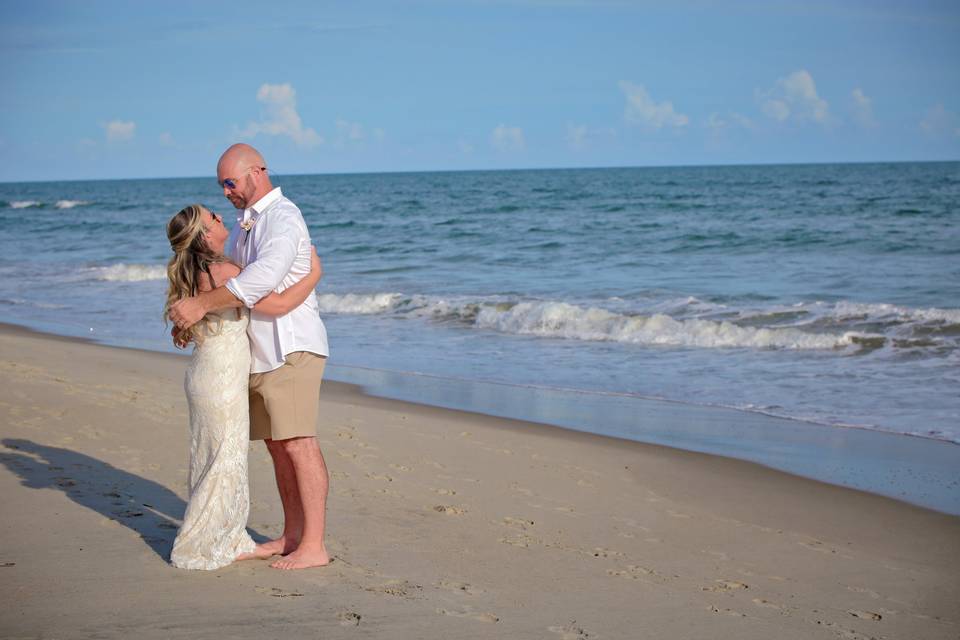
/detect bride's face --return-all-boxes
[201,208,229,255]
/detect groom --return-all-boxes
[169,143,331,570]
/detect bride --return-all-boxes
[163,204,322,570]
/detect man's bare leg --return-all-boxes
[271,436,330,570]
[239,439,304,560]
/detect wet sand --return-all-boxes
[1,323,958,639]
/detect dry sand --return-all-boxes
[1,323,958,639]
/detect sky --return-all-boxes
[1,0,958,182]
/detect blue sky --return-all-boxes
[1,0,958,182]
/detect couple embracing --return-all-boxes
[164,143,330,571]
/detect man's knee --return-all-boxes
[277,435,318,457]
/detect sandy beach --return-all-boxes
[1,323,958,640]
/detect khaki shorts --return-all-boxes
[249,351,326,441]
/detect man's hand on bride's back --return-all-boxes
[170,296,206,332]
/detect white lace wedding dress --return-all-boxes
[170,309,256,570]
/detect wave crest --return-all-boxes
[9,200,42,209]
[315,292,869,351]
[88,264,167,282]
[55,200,90,209]
[474,301,854,349]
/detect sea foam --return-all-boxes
[55,200,90,209]
[315,292,862,350]
[88,264,167,282]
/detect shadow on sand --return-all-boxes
[0,438,267,561]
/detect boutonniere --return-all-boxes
[239,216,257,233]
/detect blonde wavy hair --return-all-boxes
[163,204,231,344]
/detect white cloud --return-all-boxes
[491,124,525,152]
[851,88,876,127]
[565,123,617,149]
[619,81,689,129]
[104,120,135,142]
[706,112,754,133]
[919,103,960,137]
[756,70,830,125]
[761,99,790,122]
[241,83,322,147]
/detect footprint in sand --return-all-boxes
[703,580,749,592]
[501,516,535,530]
[365,579,423,599]
[433,505,467,515]
[337,611,362,626]
[389,463,413,472]
[548,620,592,639]
[431,487,457,496]
[847,610,882,621]
[436,607,499,623]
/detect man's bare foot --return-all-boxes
[270,546,331,570]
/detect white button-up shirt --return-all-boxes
[225,187,329,373]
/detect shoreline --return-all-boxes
[2,320,958,515]
[1,320,958,638]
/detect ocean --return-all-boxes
[1,162,958,455]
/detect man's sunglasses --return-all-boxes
[219,166,266,190]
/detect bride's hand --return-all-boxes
[171,326,190,349]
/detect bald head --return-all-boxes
[217,143,272,210]
[218,143,265,177]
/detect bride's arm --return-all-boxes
[253,246,322,317]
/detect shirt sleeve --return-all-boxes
[226,217,300,308]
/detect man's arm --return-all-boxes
[254,247,321,316]
[169,285,243,330]
[226,219,300,308]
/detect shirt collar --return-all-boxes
[239,187,283,224]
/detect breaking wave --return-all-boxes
[312,292,931,351]
[9,200,42,209]
[86,264,167,282]
[4,199,91,209]
[55,200,91,209]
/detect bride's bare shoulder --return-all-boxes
[200,262,241,291]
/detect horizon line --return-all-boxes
[2,158,958,186]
